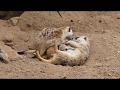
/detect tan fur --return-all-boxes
[19,26,73,58]
[42,35,74,59]
[36,36,90,66]
[43,43,72,59]
[35,26,73,59]
[0,48,9,64]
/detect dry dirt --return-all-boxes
[0,11,120,79]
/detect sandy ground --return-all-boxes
[0,11,120,79]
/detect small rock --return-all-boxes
[117,51,120,53]
[108,73,112,76]
[0,48,9,64]
[8,17,20,26]
[61,76,67,79]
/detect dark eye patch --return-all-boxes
[84,37,87,40]
[75,37,79,39]
[68,28,71,32]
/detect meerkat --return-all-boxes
[36,36,90,66]
[35,26,73,57]
[18,26,74,58]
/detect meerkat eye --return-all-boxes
[84,37,87,40]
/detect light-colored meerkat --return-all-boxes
[36,36,90,66]
[18,26,74,58]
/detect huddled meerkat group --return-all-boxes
[18,26,90,66]
[1,26,90,66]
[37,35,90,66]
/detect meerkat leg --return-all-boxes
[40,39,55,56]
[54,40,60,53]
[66,41,79,48]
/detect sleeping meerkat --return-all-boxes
[36,36,90,66]
[18,26,74,58]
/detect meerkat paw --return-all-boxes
[65,40,78,48]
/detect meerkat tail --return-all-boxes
[25,50,36,53]
[36,50,53,63]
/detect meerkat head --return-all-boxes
[58,44,68,51]
[60,26,74,40]
[52,26,72,38]
[74,36,90,45]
